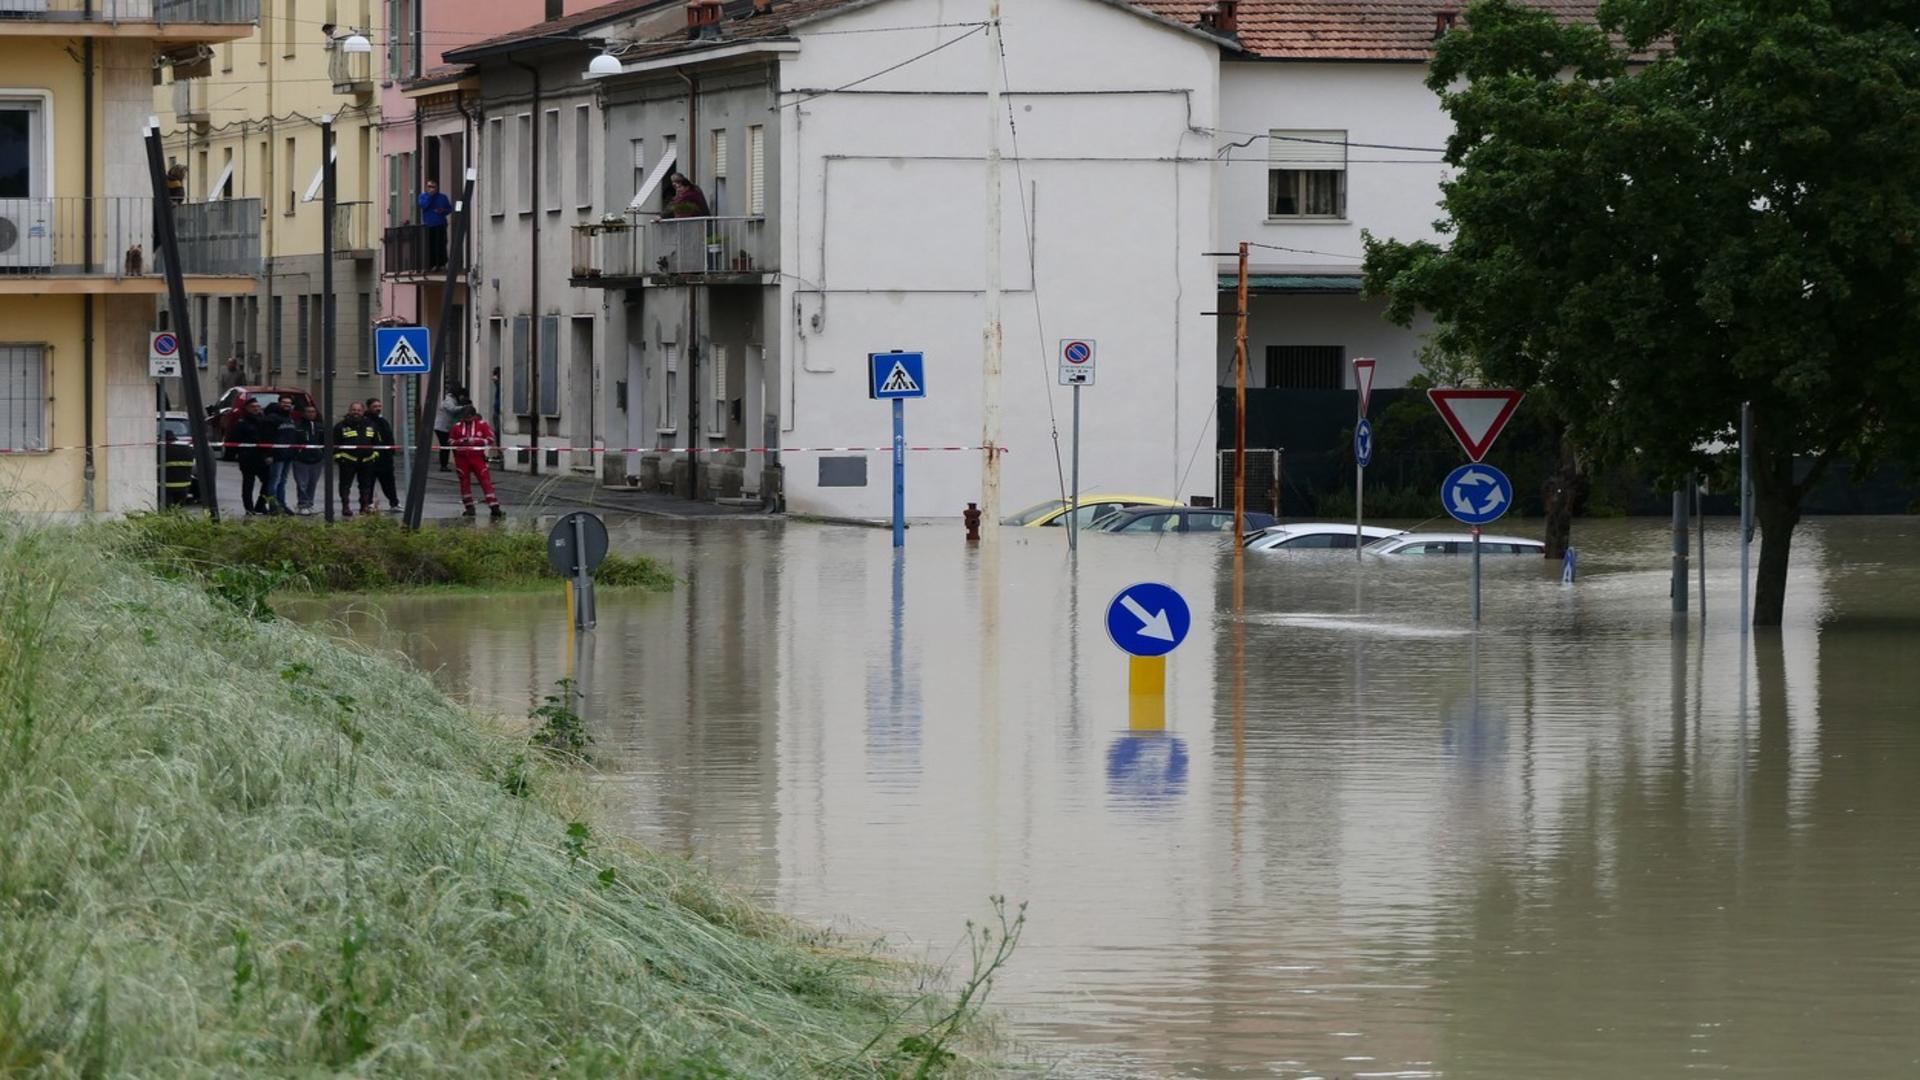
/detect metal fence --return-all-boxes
[573,215,774,280]
[0,197,259,277]
[0,0,257,22]
[382,224,465,276]
[1216,449,1283,518]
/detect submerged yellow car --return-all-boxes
[1003,495,1182,529]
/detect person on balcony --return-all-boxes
[418,179,454,269]
[165,163,188,206]
[666,173,710,218]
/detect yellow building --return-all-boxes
[156,0,383,419]
[0,0,258,516]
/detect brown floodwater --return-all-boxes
[295,515,1920,1078]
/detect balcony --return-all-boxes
[0,196,259,293]
[382,223,468,281]
[170,75,209,126]
[572,215,775,287]
[328,42,373,97]
[331,201,374,258]
[0,0,259,41]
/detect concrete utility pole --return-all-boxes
[321,116,337,522]
[1233,242,1248,547]
[1672,486,1690,616]
[143,121,219,520]
[980,0,1003,545]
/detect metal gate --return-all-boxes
[1216,449,1281,518]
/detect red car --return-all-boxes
[207,386,317,457]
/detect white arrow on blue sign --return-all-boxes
[1442,462,1513,526]
[375,327,432,375]
[1355,417,1374,468]
[1106,582,1191,658]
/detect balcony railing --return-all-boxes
[572,215,774,282]
[331,201,373,254]
[0,196,259,277]
[328,43,373,94]
[382,223,468,278]
[0,0,258,23]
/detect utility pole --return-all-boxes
[321,116,338,522]
[405,169,476,530]
[143,121,219,520]
[1671,485,1689,616]
[1233,242,1248,547]
[980,0,1003,545]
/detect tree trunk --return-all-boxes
[1749,419,1801,628]
[1540,429,1587,559]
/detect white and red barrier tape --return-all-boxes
[1,441,1006,456]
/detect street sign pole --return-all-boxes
[892,397,905,549]
[572,512,596,630]
[1353,358,1375,561]
[1070,383,1082,553]
[1740,401,1753,633]
[1671,487,1689,617]
[1356,421,1365,561]
[1472,526,1482,623]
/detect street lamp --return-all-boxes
[587,51,624,76]
[341,32,373,54]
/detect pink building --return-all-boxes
[378,0,599,428]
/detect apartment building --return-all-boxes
[1,0,259,514]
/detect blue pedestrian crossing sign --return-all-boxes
[1355,418,1374,468]
[375,327,431,375]
[869,351,926,400]
[1442,462,1513,526]
[1106,582,1191,658]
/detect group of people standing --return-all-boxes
[221,397,408,518]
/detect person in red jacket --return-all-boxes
[450,405,504,519]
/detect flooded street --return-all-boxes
[301,516,1920,1078]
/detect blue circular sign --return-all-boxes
[1355,418,1374,468]
[1064,341,1091,363]
[151,332,179,357]
[1105,582,1191,658]
[1441,462,1514,526]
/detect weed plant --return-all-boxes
[0,523,1000,1076]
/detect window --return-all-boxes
[1188,512,1233,533]
[517,113,533,214]
[283,136,298,215]
[487,318,503,408]
[1279,533,1351,549]
[269,296,283,377]
[629,139,646,205]
[355,293,372,375]
[0,345,47,452]
[659,336,677,433]
[1267,129,1347,218]
[539,315,559,416]
[746,125,765,216]
[221,43,233,73]
[708,128,728,215]
[544,108,561,212]
[709,344,727,435]
[1265,345,1343,389]
[195,149,209,199]
[511,315,530,414]
[1116,513,1174,534]
[282,0,296,57]
[217,147,234,199]
[259,1,271,63]
[296,295,310,374]
[486,118,504,216]
[574,105,592,208]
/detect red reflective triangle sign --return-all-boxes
[1352,357,1377,416]
[1428,388,1524,462]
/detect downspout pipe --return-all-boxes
[678,67,698,497]
[511,55,542,474]
[82,33,95,512]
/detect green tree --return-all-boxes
[1362,0,1920,625]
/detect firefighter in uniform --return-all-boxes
[331,402,374,518]
[162,431,195,508]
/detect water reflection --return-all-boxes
[296,517,1920,1077]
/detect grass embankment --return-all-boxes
[0,524,1003,1075]
[112,513,678,596]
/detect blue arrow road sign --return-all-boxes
[375,327,432,375]
[1355,418,1374,468]
[1442,462,1514,526]
[869,351,926,400]
[1106,582,1191,658]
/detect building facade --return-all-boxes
[1,0,259,515]
[156,0,385,414]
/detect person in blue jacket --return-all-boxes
[418,179,454,269]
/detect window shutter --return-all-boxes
[539,315,560,415]
[0,345,46,451]
[1268,130,1347,169]
[746,125,765,216]
[512,315,530,414]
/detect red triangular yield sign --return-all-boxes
[1428,388,1524,462]
[1352,357,1376,416]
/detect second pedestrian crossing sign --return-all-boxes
[375,327,431,375]
[868,351,926,399]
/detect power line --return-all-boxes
[1210,127,1449,155]
[1245,241,1369,262]
[776,24,988,110]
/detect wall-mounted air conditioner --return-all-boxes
[0,0,54,16]
[0,199,53,270]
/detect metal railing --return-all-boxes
[382,223,467,277]
[572,215,774,281]
[0,0,258,23]
[170,77,209,123]
[0,196,259,277]
[331,201,373,253]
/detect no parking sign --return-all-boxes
[149,332,181,378]
[1058,339,1096,386]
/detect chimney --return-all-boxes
[686,0,724,36]
[1433,9,1458,39]
[1215,0,1237,34]
[752,0,775,14]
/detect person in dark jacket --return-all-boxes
[231,399,273,514]
[418,179,454,269]
[290,404,326,514]
[331,402,375,519]
[162,432,195,508]
[362,397,400,513]
[263,404,295,515]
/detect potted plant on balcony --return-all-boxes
[706,233,724,272]
[732,249,754,272]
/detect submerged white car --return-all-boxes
[1243,522,1403,551]
[1367,532,1546,556]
